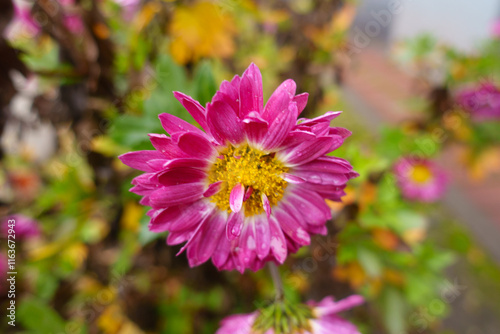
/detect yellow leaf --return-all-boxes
[121,201,143,232]
[169,1,236,64]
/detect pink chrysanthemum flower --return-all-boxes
[2,214,41,240]
[492,19,500,39]
[216,295,364,334]
[393,157,447,202]
[456,82,500,121]
[119,64,357,272]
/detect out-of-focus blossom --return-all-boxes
[119,63,357,273]
[216,295,364,334]
[112,0,141,20]
[393,157,447,202]
[169,1,236,64]
[2,214,41,240]
[492,19,500,39]
[456,82,500,121]
[3,0,40,39]
[59,0,84,34]
[5,0,84,39]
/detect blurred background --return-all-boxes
[1,0,500,333]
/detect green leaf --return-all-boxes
[18,297,66,333]
[357,247,382,278]
[193,61,217,106]
[381,287,407,334]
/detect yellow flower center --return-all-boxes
[410,164,432,184]
[208,144,289,216]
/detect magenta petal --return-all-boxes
[284,188,331,225]
[158,113,206,137]
[274,208,311,246]
[262,79,296,122]
[226,211,244,240]
[158,167,206,186]
[262,102,298,150]
[254,217,271,260]
[229,183,245,213]
[242,111,269,144]
[218,75,241,113]
[207,100,245,145]
[261,193,271,219]
[239,63,263,118]
[294,170,349,186]
[294,156,353,174]
[170,201,214,232]
[212,234,232,268]
[130,184,156,196]
[176,132,215,159]
[315,295,364,317]
[118,150,165,172]
[243,187,253,201]
[281,173,306,184]
[173,91,208,130]
[238,222,257,267]
[187,212,226,266]
[149,183,205,208]
[204,181,223,197]
[167,229,194,246]
[280,130,317,149]
[148,134,187,159]
[280,136,341,166]
[293,92,309,115]
[146,159,169,171]
[149,207,181,232]
[268,216,287,263]
[131,173,158,187]
[164,158,210,170]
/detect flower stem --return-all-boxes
[268,262,284,302]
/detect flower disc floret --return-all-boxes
[208,144,289,216]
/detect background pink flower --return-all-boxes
[456,82,500,121]
[492,19,500,38]
[2,214,41,240]
[119,63,357,273]
[394,157,448,202]
[216,295,364,334]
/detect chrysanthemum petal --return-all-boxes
[268,216,287,263]
[262,79,296,122]
[187,212,226,266]
[279,136,342,166]
[239,63,263,117]
[118,150,166,172]
[274,208,311,246]
[261,193,271,219]
[293,92,309,115]
[283,188,331,225]
[229,183,245,213]
[226,211,244,240]
[173,91,208,130]
[150,183,205,208]
[254,216,271,260]
[261,102,298,150]
[158,167,206,186]
[204,181,223,197]
[242,111,268,144]
[176,132,216,159]
[159,113,206,137]
[207,100,245,144]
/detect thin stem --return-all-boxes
[268,262,284,302]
